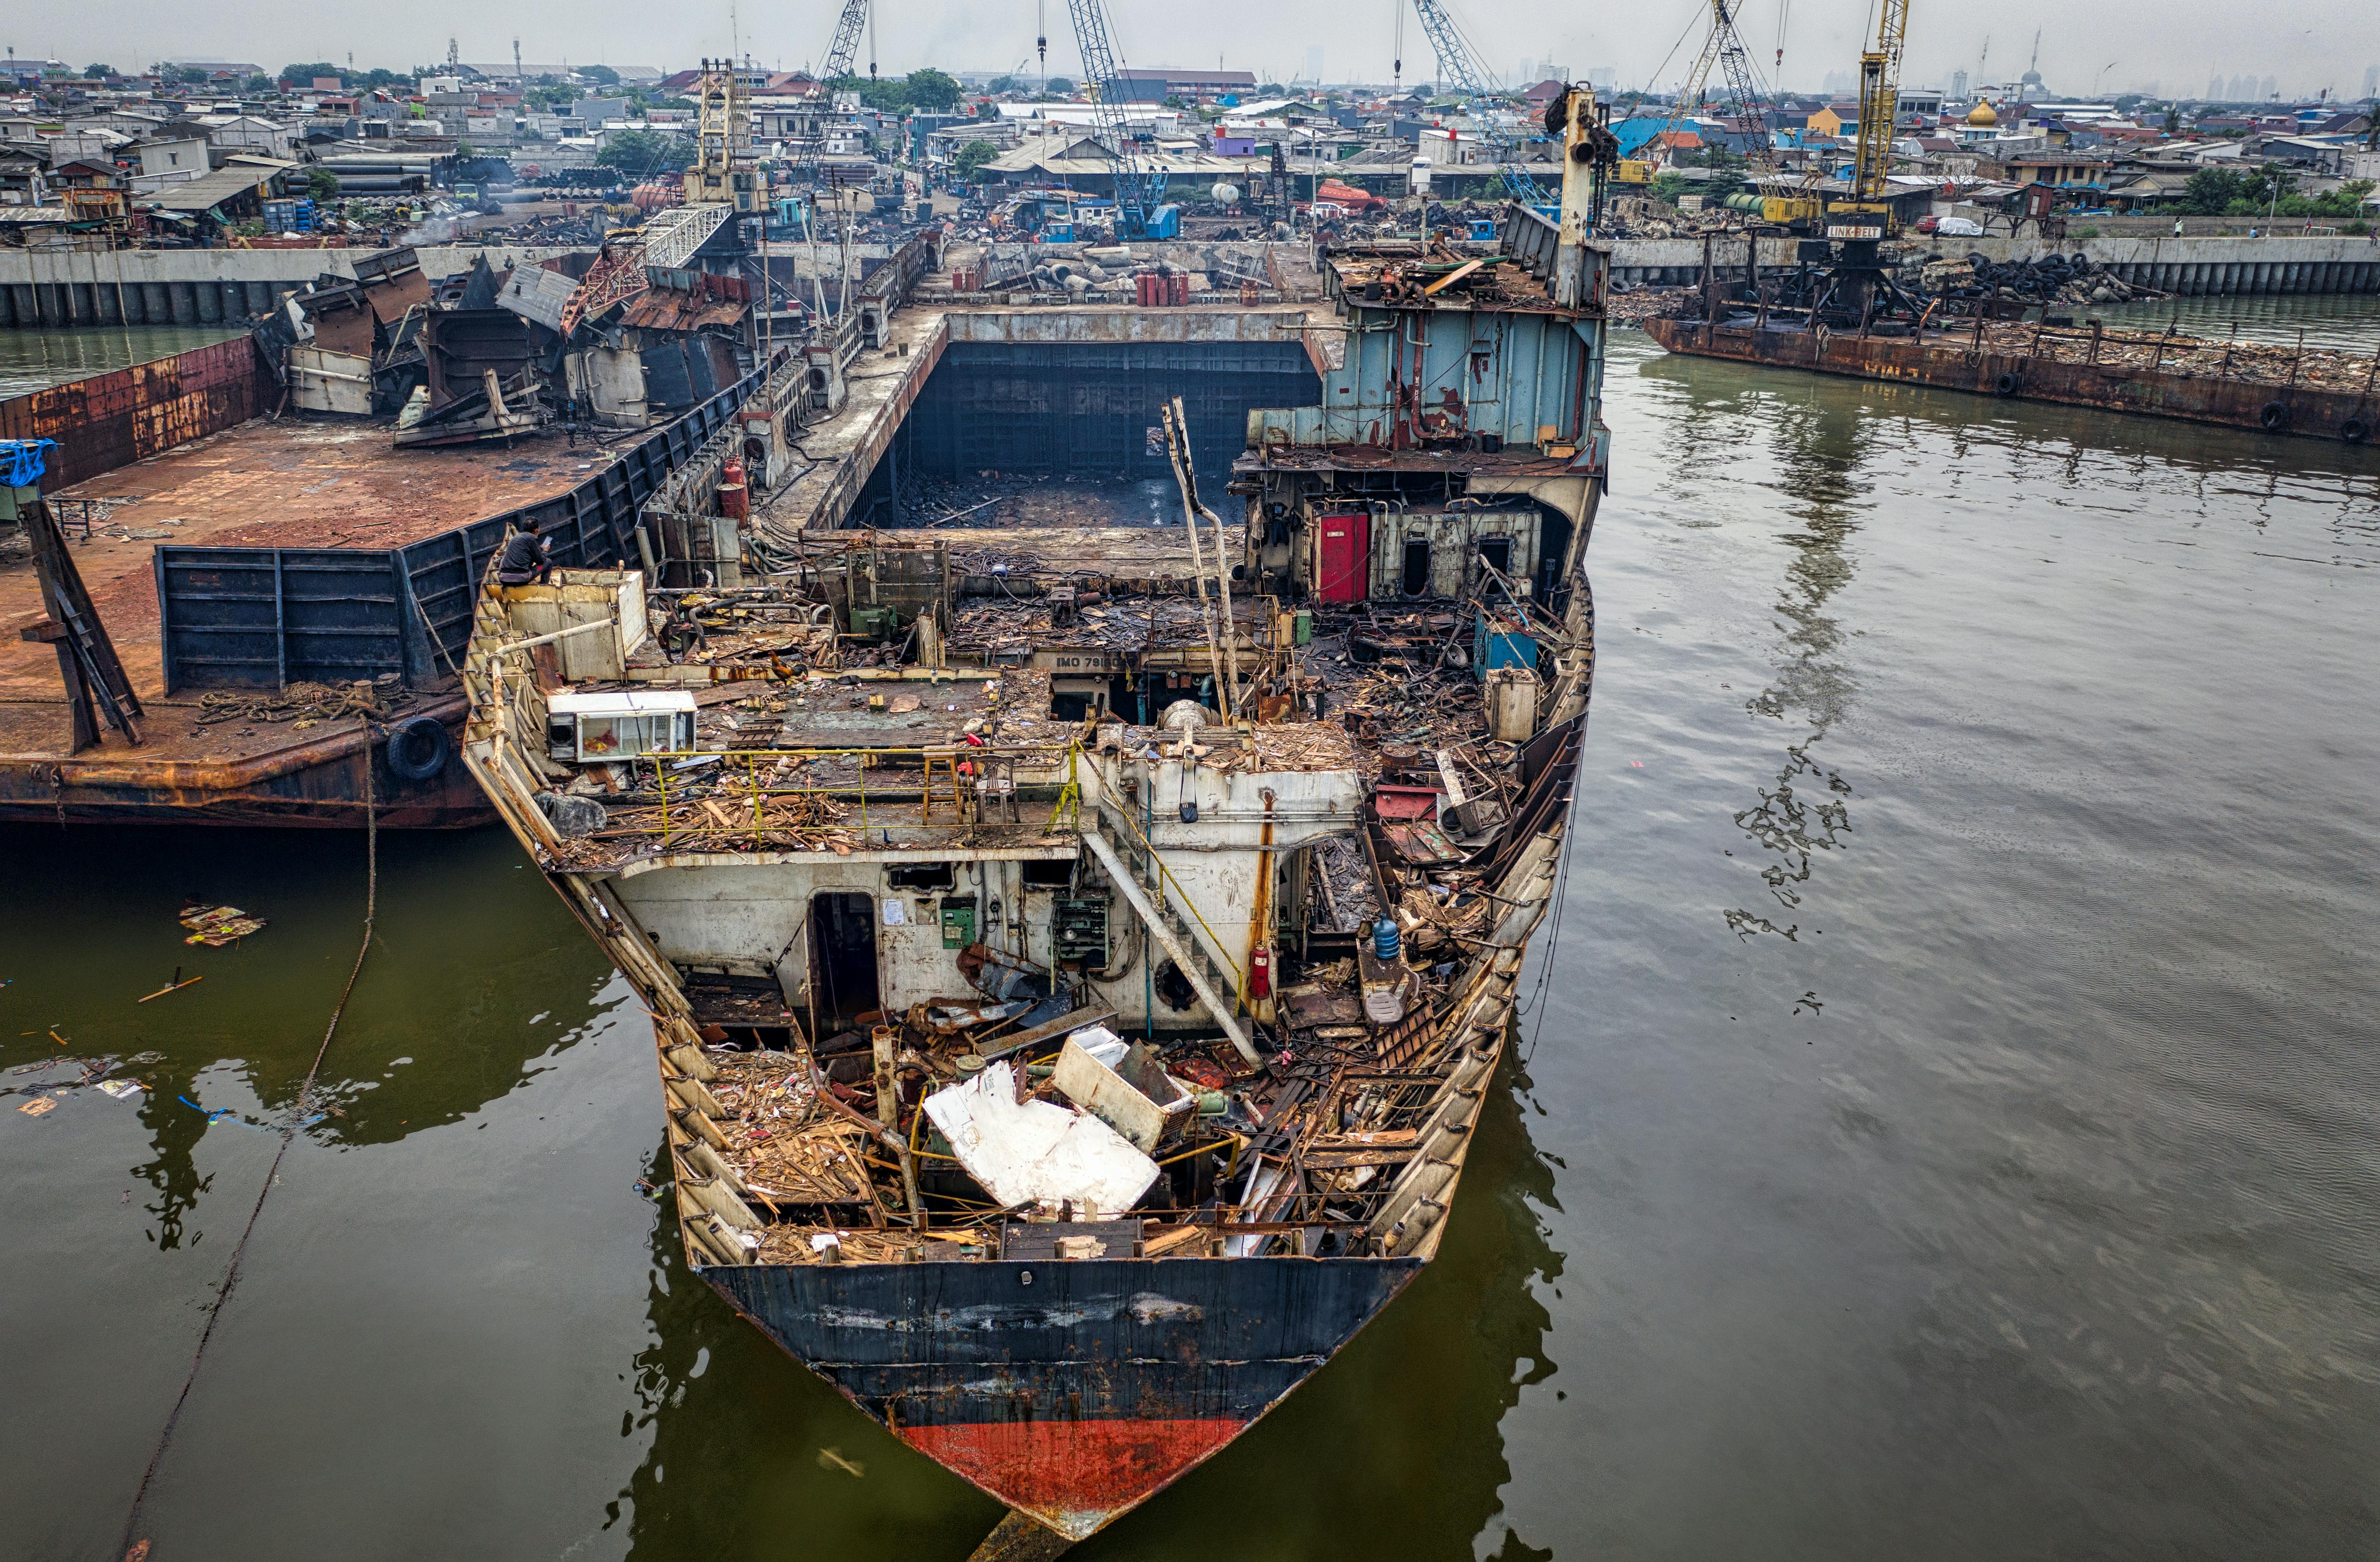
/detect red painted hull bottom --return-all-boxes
[904,1417,1247,1540]
[705,1257,1424,1542]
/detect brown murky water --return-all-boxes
[4,314,2378,1559]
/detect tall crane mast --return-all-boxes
[1061,0,1171,235]
[1619,0,1775,191]
[788,0,871,176]
[1405,0,1545,203]
[1846,0,1910,206]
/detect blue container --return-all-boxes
[1373,917,1401,962]
[1472,611,1538,683]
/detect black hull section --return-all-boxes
[706,1254,1422,1538]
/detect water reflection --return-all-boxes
[616,1148,995,1559]
[0,825,608,1244]
[0,324,244,395]
[128,1059,216,1249]
[1721,392,1871,942]
[609,1049,1563,1561]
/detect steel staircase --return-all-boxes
[1084,802,1259,1064]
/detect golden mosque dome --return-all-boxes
[1966,100,1999,127]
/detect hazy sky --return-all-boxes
[17,0,2380,101]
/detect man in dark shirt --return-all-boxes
[496,521,552,587]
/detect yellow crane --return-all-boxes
[1826,0,1911,238]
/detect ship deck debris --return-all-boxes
[464,533,1590,1270]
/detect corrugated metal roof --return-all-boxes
[144,165,278,212]
[496,264,581,332]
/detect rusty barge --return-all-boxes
[458,92,1611,1559]
[1646,312,2380,444]
[0,233,810,827]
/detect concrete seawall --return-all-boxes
[1605,233,2380,296]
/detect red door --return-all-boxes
[1313,512,1370,603]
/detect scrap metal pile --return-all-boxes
[1955,321,2380,392]
[1328,244,1552,310]
[1912,249,2164,307]
[680,901,1514,1267]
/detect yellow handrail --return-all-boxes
[1100,794,1244,991]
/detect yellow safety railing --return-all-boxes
[1098,790,1244,992]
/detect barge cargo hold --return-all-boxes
[461,92,1612,1558]
[1,337,780,827]
[1644,314,2380,443]
[0,416,608,826]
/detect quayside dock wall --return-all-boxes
[10,233,2378,330]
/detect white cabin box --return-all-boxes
[548,690,697,763]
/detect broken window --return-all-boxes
[1020,859,1075,889]
[1401,536,1432,596]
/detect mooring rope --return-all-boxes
[118,753,380,1561]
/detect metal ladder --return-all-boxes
[1084,803,1259,1064]
[920,746,962,823]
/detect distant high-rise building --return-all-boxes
[2208,69,2223,100]
[1586,65,1616,91]
[1822,68,1853,96]
[2260,74,2277,100]
[2228,73,2251,101]
[1518,56,1536,85]
[1951,68,1968,97]
[2362,63,2377,100]
[1302,44,1323,84]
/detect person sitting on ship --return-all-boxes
[496,520,553,587]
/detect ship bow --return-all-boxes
[708,1255,1421,1538]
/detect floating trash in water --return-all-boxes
[96,1080,145,1100]
[19,1097,57,1116]
[179,905,266,947]
[138,967,204,1003]
[816,1446,865,1478]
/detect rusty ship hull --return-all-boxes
[0,699,485,828]
[1646,316,2380,443]
[460,106,1616,1553]
[710,1255,1423,1536]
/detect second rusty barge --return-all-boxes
[1647,310,2380,444]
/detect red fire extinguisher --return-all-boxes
[1248,945,1272,1001]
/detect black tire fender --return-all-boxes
[2340,416,2370,445]
[1994,370,2021,396]
[386,715,452,782]
[2260,401,2290,431]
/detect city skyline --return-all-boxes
[10,0,2376,104]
